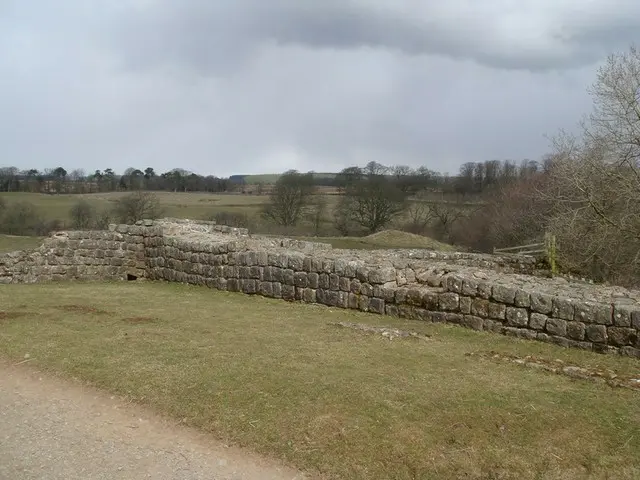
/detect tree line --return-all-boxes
[0,167,232,194]
[0,159,542,197]
[263,44,640,286]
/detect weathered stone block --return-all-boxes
[566,321,586,341]
[546,317,567,336]
[307,272,319,289]
[529,313,548,330]
[621,346,640,358]
[249,266,261,279]
[339,276,350,291]
[487,302,506,320]
[287,253,305,271]
[585,325,607,343]
[283,269,294,286]
[368,266,396,284]
[348,293,359,309]
[459,296,471,314]
[552,298,575,321]
[613,304,634,327]
[445,275,464,294]
[439,292,459,312]
[356,266,370,283]
[369,298,385,314]
[373,284,396,302]
[394,287,408,304]
[358,295,370,312]
[281,284,296,301]
[477,281,492,299]
[294,272,308,288]
[329,274,340,291]
[461,279,479,296]
[530,292,553,314]
[471,298,489,318]
[607,327,636,346]
[463,315,483,331]
[300,287,316,303]
[260,281,274,297]
[483,319,504,333]
[575,302,612,325]
[492,285,516,304]
[385,304,399,317]
[506,307,528,327]
[406,288,423,306]
[514,289,530,308]
[360,283,374,297]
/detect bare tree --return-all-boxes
[404,201,434,234]
[112,191,164,224]
[337,165,407,234]
[541,44,640,284]
[70,200,96,229]
[308,195,328,236]
[262,170,315,226]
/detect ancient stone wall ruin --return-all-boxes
[1,218,639,358]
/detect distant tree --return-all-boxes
[144,167,156,189]
[337,164,408,233]
[52,166,67,193]
[69,169,86,193]
[308,195,328,236]
[0,167,19,192]
[262,170,315,226]
[70,200,96,229]
[112,191,164,224]
[103,168,117,191]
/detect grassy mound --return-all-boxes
[363,229,455,251]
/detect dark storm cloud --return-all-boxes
[0,0,639,176]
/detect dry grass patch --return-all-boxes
[121,316,157,324]
[54,304,114,315]
[0,282,639,479]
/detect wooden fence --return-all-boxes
[493,233,557,275]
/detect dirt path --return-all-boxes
[0,362,309,480]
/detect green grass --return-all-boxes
[1,282,638,479]
[0,234,44,253]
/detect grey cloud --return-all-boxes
[0,0,636,177]
[108,0,640,73]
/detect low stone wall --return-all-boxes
[0,224,162,283]
[146,231,640,359]
[1,218,639,358]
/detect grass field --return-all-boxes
[0,191,269,227]
[1,282,638,479]
[0,192,462,251]
[0,234,44,253]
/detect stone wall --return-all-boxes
[0,224,162,283]
[1,218,639,358]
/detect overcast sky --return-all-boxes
[1,1,639,177]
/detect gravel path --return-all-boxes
[0,361,308,480]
